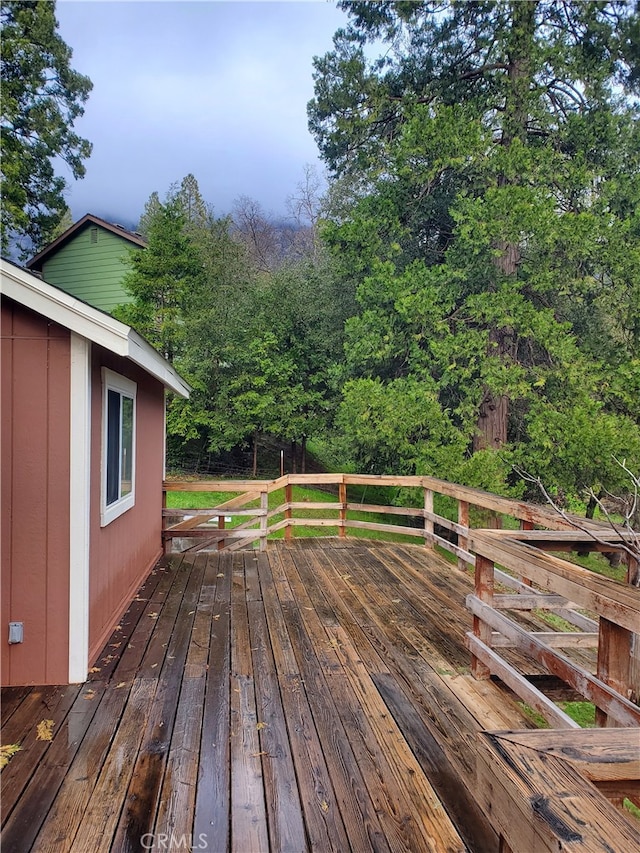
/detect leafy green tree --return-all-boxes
[116,198,204,361]
[310,0,640,498]
[1,0,92,254]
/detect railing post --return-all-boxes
[471,554,494,680]
[259,490,268,552]
[285,482,293,542]
[628,553,640,707]
[596,618,632,728]
[457,500,469,570]
[217,514,225,551]
[162,486,171,555]
[424,488,434,549]
[339,480,347,538]
[520,519,534,585]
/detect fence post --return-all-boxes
[217,514,225,551]
[520,519,534,585]
[424,488,434,549]
[285,482,293,542]
[259,490,268,552]
[596,618,631,728]
[628,553,640,707]
[162,487,171,555]
[471,554,494,680]
[457,500,469,570]
[339,480,347,538]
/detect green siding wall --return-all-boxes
[42,226,139,311]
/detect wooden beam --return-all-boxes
[424,488,434,550]
[476,732,640,852]
[472,555,494,680]
[490,631,599,648]
[458,500,469,573]
[467,595,640,727]
[469,533,640,632]
[339,481,347,539]
[596,617,632,728]
[466,635,579,728]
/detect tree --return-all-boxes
[310,1,640,498]
[1,0,92,254]
[116,198,204,361]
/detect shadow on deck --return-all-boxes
[1,540,638,852]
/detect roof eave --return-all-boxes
[0,259,190,398]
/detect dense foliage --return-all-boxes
[307,0,640,500]
[1,0,92,254]
[116,1,639,508]
[117,174,351,475]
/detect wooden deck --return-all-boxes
[1,540,636,852]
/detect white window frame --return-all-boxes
[101,368,137,526]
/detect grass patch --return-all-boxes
[625,799,640,822]
[165,484,425,544]
[557,701,596,728]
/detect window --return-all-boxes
[101,369,136,525]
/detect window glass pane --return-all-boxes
[106,389,121,505]
[121,396,134,497]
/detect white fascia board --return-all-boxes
[127,332,191,398]
[1,259,130,354]
[1,260,190,398]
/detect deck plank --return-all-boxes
[192,552,232,849]
[230,553,270,853]
[4,539,633,852]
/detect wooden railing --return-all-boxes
[162,473,640,848]
[162,472,602,559]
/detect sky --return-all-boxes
[55,0,349,228]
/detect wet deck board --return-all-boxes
[2,540,593,852]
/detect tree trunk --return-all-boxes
[475,2,535,452]
[291,439,297,474]
[301,435,307,474]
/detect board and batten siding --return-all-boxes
[1,300,72,685]
[42,226,138,312]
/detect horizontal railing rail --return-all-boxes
[163,472,611,560]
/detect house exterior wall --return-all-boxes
[42,226,137,312]
[1,300,71,686]
[88,345,165,665]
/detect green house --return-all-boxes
[27,214,146,312]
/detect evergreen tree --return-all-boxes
[310,0,640,498]
[1,0,92,253]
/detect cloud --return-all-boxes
[55,1,347,222]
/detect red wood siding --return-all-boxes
[88,346,165,664]
[1,300,71,686]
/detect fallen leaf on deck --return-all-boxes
[36,720,54,741]
[342,574,351,580]
[256,722,267,730]
[391,599,401,604]
[320,800,329,812]
[116,682,126,689]
[148,612,159,619]
[213,614,221,620]
[89,667,101,673]
[217,573,224,577]
[83,689,96,700]
[1,744,21,769]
